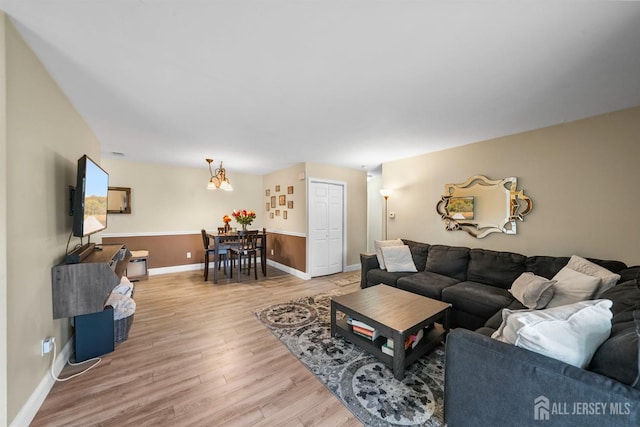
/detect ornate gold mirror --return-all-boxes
[107,187,131,214]
[436,175,532,238]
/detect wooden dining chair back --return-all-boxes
[201,229,216,281]
[254,228,267,276]
[202,229,232,281]
[230,230,259,280]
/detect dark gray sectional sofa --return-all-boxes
[360,239,640,426]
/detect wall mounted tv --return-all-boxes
[72,155,109,238]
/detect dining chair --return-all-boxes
[230,230,259,281]
[255,228,267,276]
[201,229,217,282]
[201,229,230,281]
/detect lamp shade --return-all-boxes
[380,189,392,198]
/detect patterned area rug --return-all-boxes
[253,292,445,426]
[327,271,362,287]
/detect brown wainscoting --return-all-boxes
[102,234,204,269]
[267,232,306,273]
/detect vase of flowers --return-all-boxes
[232,209,256,231]
[222,214,232,232]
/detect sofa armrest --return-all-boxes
[360,253,379,288]
[444,329,640,427]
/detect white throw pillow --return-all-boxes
[374,239,404,270]
[567,255,621,297]
[545,266,602,308]
[509,272,556,309]
[491,299,613,368]
[381,245,418,273]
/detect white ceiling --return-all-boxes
[2,1,640,176]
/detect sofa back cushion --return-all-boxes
[525,255,627,280]
[401,239,430,271]
[525,256,571,279]
[425,245,469,281]
[467,249,527,289]
[589,280,640,388]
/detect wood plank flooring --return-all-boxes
[31,267,363,427]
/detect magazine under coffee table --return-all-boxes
[330,284,451,380]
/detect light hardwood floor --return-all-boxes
[31,267,363,427]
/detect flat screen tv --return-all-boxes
[72,155,109,237]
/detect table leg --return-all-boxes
[392,330,406,380]
[330,301,337,337]
[213,252,219,284]
[443,305,451,338]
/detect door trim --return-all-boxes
[307,177,347,277]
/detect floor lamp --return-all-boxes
[380,189,392,240]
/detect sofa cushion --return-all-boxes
[374,239,404,270]
[467,249,527,289]
[590,308,640,388]
[509,272,556,309]
[568,255,621,296]
[366,269,414,288]
[524,256,571,279]
[381,245,417,273]
[598,279,640,315]
[397,271,460,299]
[492,299,613,368]
[546,266,602,308]
[425,245,469,281]
[401,239,429,271]
[442,281,514,320]
[588,279,640,388]
[483,299,528,332]
[618,266,640,284]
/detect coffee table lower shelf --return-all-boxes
[333,317,446,379]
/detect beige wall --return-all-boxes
[262,163,306,234]
[382,106,640,266]
[5,17,102,423]
[1,13,8,427]
[306,163,368,268]
[101,158,264,234]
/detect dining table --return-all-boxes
[207,230,267,284]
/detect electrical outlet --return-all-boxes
[41,337,55,356]
[186,252,192,259]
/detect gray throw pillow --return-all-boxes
[509,272,556,309]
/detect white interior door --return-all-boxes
[309,181,344,277]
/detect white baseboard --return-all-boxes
[10,338,73,427]
[147,261,359,279]
[345,263,361,272]
[266,260,310,280]
[148,263,203,276]
[149,261,312,280]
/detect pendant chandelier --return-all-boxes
[206,158,233,191]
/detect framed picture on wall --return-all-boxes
[266,202,270,212]
[270,212,274,219]
[265,189,270,196]
[275,185,281,192]
[283,210,288,219]
[275,209,280,216]
[271,196,276,208]
[287,186,294,194]
[279,195,286,206]
[287,200,293,209]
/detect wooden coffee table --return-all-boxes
[330,284,451,380]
